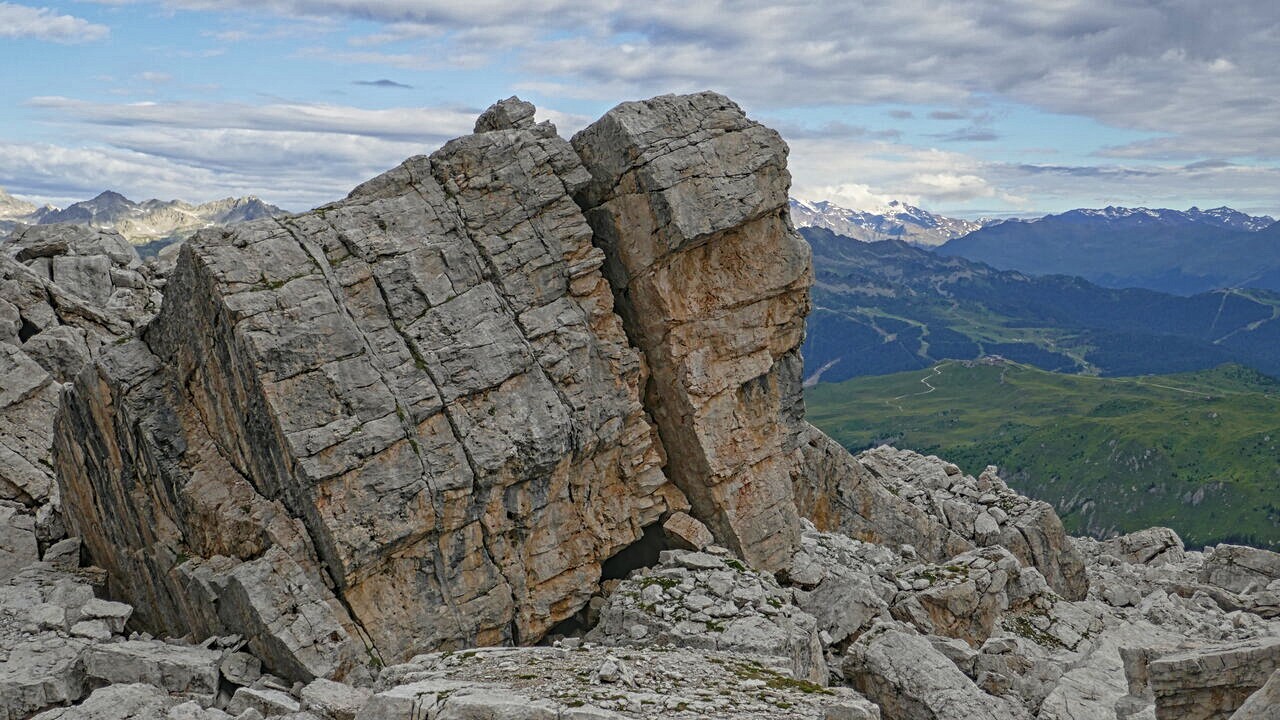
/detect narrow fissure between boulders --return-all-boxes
[17,314,39,342]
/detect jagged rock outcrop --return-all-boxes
[797,425,971,562]
[1200,544,1280,594]
[6,89,1277,720]
[844,623,1029,720]
[1034,538,1280,720]
[888,546,1035,648]
[572,92,813,572]
[0,547,252,720]
[786,522,898,652]
[53,93,817,684]
[0,225,159,568]
[7,225,160,326]
[1100,528,1187,567]
[792,455,1280,720]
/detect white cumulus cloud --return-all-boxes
[0,2,109,42]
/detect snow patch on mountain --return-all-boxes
[1051,205,1275,231]
[789,197,985,247]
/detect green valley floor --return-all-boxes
[806,360,1280,549]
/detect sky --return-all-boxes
[2,1,1279,219]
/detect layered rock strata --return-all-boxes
[572,92,813,572]
[1230,669,1280,719]
[1127,637,1280,720]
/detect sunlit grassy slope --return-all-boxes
[806,361,1280,549]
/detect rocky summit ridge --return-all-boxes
[0,93,1277,720]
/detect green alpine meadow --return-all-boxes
[807,360,1280,549]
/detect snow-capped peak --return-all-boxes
[1056,205,1275,231]
[3,189,285,244]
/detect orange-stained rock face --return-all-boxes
[573,92,813,572]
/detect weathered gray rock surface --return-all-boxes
[53,92,819,684]
[1136,637,1280,720]
[786,521,898,651]
[0,553,271,720]
[368,644,877,719]
[55,95,701,681]
[28,683,176,720]
[888,546,1036,647]
[1230,668,1280,719]
[797,440,1088,601]
[1100,528,1187,567]
[6,225,159,327]
[1201,544,1280,594]
[844,623,1028,720]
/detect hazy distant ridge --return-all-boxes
[938,205,1280,295]
[0,187,284,244]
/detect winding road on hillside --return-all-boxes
[887,361,950,410]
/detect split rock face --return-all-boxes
[53,93,809,680]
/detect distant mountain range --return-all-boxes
[937,206,1280,295]
[789,198,986,247]
[0,187,284,244]
[800,226,1280,383]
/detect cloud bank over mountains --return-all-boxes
[3,0,1279,213]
